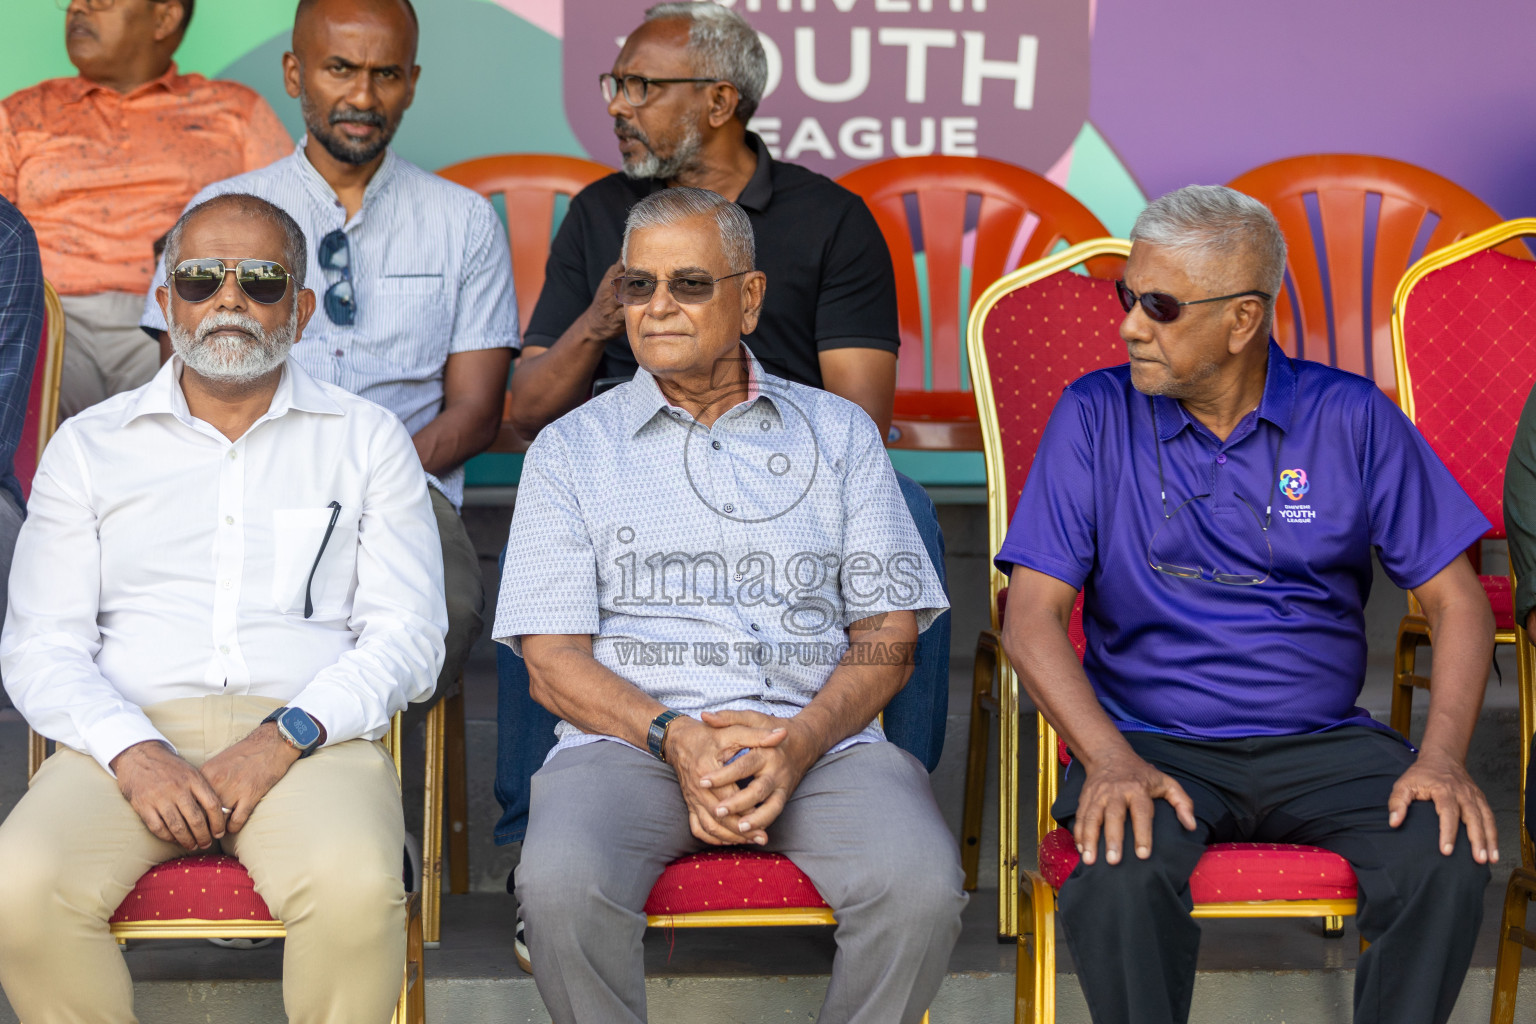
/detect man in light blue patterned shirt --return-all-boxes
[495,187,963,1024]
[139,0,517,691]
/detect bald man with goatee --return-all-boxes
[141,0,519,703]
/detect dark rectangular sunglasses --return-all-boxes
[612,270,750,306]
[1115,279,1272,323]
[172,258,292,305]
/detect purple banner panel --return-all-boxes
[565,0,1091,178]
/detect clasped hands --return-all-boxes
[663,709,819,847]
[109,722,303,852]
[1073,749,1498,867]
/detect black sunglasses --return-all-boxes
[612,271,750,306]
[171,258,292,305]
[318,229,356,326]
[1116,280,1272,323]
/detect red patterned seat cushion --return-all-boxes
[1038,827,1357,902]
[644,850,829,916]
[1483,574,1514,630]
[109,854,275,924]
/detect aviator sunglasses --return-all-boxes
[612,271,750,305]
[1116,279,1272,323]
[171,258,292,305]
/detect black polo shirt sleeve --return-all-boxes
[813,197,901,356]
[523,184,622,352]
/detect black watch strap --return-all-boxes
[647,709,683,762]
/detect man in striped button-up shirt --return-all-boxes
[140,0,518,691]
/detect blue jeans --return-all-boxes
[492,471,951,845]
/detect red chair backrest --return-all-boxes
[1227,154,1524,400]
[16,299,50,500]
[435,154,614,335]
[838,156,1110,423]
[979,269,1128,524]
[1396,248,1536,540]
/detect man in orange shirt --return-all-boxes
[0,0,292,417]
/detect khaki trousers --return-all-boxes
[57,291,161,419]
[0,696,407,1024]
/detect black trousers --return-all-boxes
[1052,727,1490,1024]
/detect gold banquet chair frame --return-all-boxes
[640,712,930,1024]
[962,237,1131,939]
[1387,219,1536,738]
[26,715,426,1024]
[1493,572,1536,1024]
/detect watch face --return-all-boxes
[280,708,322,749]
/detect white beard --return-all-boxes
[169,308,296,384]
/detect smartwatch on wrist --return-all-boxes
[262,707,323,758]
[647,709,684,763]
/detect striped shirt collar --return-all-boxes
[624,342,777,437]
[127,355,345,428]
[289,138,401,220]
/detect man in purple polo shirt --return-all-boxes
[997,185,1496,1024]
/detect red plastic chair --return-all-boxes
[960,238,1128,937]
[1227,154,1525,401]
[838,156,1112,451]
[1387,220,1536,761]
[436,154,614,454]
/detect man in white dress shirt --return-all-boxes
[0,193,446,1024]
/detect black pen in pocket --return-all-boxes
[303,501,343,619]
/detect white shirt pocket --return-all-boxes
[271,506,361,619]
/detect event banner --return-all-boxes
[564,0,1091,177]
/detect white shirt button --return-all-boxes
[222,579,232,590]
[224,516,234,525]
[219,645,230,655]
[227,450,237,461]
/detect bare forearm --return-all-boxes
[794,615,915,757]
[1419,599,1494,763]
[1004,607,1135,772]
[523,638,665,749]
[508,318,614,436]
[412,405,500,478]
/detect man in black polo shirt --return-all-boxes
[493,2,952,965]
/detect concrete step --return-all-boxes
[3,890,1535,1024]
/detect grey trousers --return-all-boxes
[517,739,966,1024]
[57,292,160,419]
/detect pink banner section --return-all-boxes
[489,0,563,39]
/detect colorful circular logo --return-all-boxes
[1279,468,1310,502]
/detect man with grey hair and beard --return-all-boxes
[0,192,447,1023]
[499,186,964,1023]
[996,184,1495,1024]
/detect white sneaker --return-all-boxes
[514,913,531,974]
